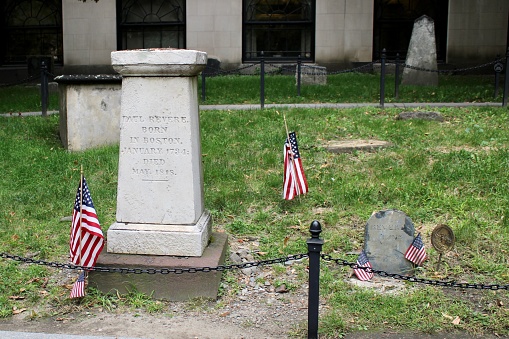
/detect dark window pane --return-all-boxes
[3,0,62,65]
[243,0,315,62]
[119,0,185,50]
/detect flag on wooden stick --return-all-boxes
[69,176,104,268]
[404,233,427,266]
[70,271,86,299]
[283,131,308,200]
[353,250,374,281]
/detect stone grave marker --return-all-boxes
[89,48,228,300]
[401,15,438,86]
[364,209,415,275]
[297,64,327,85]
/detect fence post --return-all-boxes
[260,51,265,109]
[40,60,48,117]
[297,55,302,97]
[503,47,509,107]
[380,48,386,109]
[395,53,400,99]
[201,72,206,101]
[307,220,324,339]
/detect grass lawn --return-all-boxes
[0,75,508,337]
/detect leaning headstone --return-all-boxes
[401,15,438,86]
[297,65,327,85]
[364,209,415,275]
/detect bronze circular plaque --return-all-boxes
[431,224,455,253]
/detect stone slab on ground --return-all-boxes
[326,139,392,153]
[89,232,228,301]
[396,111,444,121]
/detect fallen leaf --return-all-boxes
[283,236,290,247]
[442,313,453,320]
[12,308,26,315]
[452,316,461,325]
[9,296,25,300]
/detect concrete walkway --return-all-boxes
[0,101,505,118]
[0,332,140,339]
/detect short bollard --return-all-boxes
[380,48,386,109]
[307,220,324,339]
[40,60,49,117]
[260,51,265,109]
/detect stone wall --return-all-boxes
[61,0,117,73]
[447,0,509,65]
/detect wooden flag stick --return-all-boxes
[283,113,301,199]
[78,165,84,267]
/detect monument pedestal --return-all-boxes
[90,232,228,301]
[107,210,212,257]
[89,48,228,300]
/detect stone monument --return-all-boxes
[364,209,415,275]
[401,15,439,86]
[89,48,228,300]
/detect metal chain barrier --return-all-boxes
[0,252,308,274]
[321,254,509,291]
[393,58,506,74]
[2,251,508,290]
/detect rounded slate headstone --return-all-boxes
[364,209,415,275]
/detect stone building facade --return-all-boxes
[0,0,508,77]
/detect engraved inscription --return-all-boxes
[122,114,190,181]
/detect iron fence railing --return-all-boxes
[1,220,508,338]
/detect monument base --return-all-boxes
[89,232,228,301]
[107,210,212,257]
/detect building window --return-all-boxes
[243,0,315,62]
[2,0,63,65]
[117,0,185,50]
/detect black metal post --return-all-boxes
[40,60,48,117]
[201,72,206,101]
[260,51,265,109]
[503,47,509,107]
[297,55,302,97]
[395,53,400,99]
[380,48,386,109]
[307,220,324,339]
[495,55,501,99]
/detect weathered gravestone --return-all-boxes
[364,209,415,275]
[297,64,327,85]
[401,15,438,86]
[89,48,228,300]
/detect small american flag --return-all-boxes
[283,132,308,200]
[70,271,86,299]
[404,233,427,266]
[70,177,104,268]
[354,250,374,281]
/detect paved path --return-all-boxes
[0,101,505,118]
